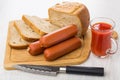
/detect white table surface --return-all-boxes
[0,0,120,80]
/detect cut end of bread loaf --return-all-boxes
[8,21,30,49]
[49,10,81,32]
[49,1,90,36]
[22,15,60,36]
[14,20,40,42]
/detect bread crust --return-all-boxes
[73,4,90,35]
[50,2,81,13]
[49,2,90,36]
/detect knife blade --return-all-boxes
[13,64,104,76]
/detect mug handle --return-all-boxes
[106,38,118,55]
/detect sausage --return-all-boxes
[40,24,78,47]
[44,37,82,61]
[28,41,44,56]
[28,24,78,56]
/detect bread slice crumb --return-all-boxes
[14,20,40,42]
[22,15,60,36]
[8,21,30,49]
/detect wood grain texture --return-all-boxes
[4,24,92,70]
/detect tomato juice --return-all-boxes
[91,22,112,57]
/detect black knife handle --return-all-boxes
[66,66,104,76]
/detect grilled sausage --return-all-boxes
[28,41,44,56]
[44,37,82,61]
[40,24,78,47]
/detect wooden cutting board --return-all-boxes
[4,25,91,70]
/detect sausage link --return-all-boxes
[40,24,78,47]
[28,41,44,56]
[44,37,82,61]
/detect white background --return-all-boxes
[0,0,120,80]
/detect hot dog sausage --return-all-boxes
[28,24,78,56]
[40,24,78,47]
[28,41,44,56]
[44,37,82,61]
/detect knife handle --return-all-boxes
[66,66,104,76]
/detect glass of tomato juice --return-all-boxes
[90,17,118,58]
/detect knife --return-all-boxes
[13,64,104,76]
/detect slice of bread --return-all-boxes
[14,20,40,42]
[8,21,30,49]
[22,15,60,36]
[48,1,90,36]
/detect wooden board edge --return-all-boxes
[4,22,13,70]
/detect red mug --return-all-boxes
[90,17,118,58]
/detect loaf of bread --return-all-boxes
[22,15,60,36]
[8,21,30,48]
[48,1,90,36]
[14,20,40,42]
